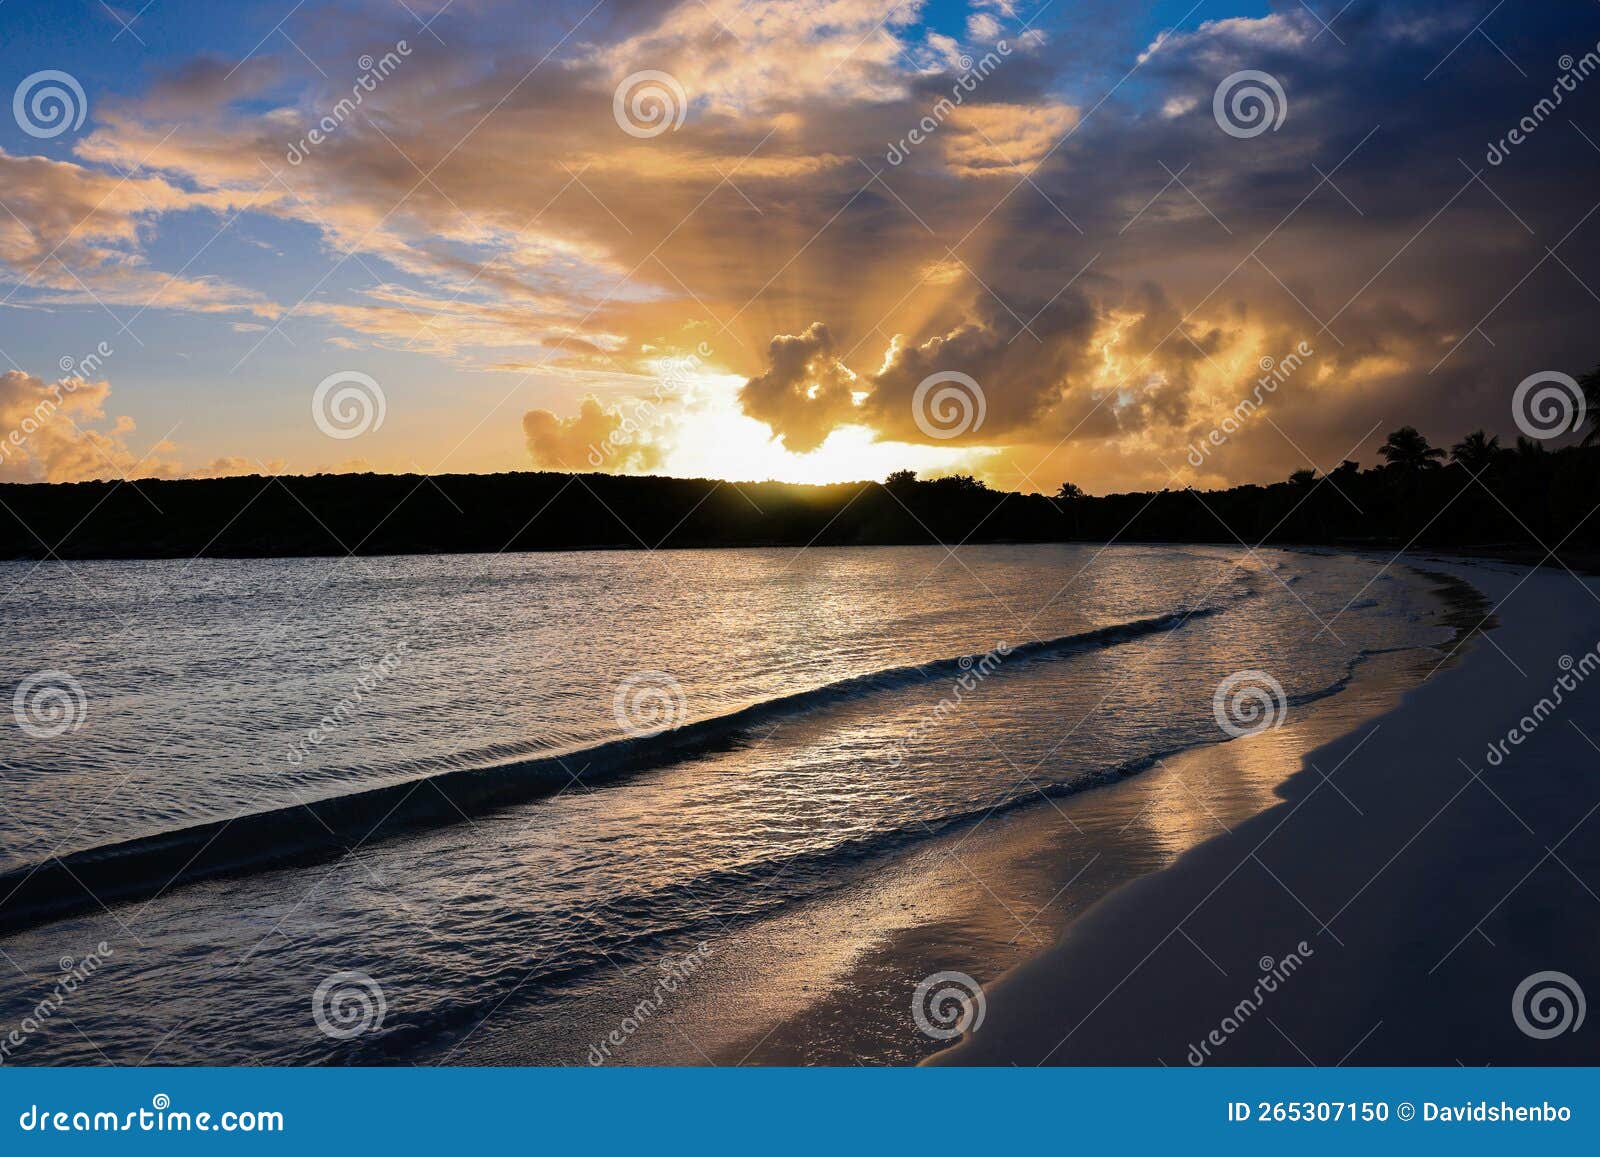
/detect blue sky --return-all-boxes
[0,1,1596,489]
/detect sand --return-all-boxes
[455,560,1447,1066]
[930,556,1600,1066]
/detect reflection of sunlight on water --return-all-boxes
[0,547,1457,1065]
[1133,734,1289,859]
[669,650,1428,1066]
[454,649,1434,1067]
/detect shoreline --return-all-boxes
[0,548,1546,1066]
[448,555,1476,1066]
[6,539,1600,570]
[0,605,1233,938]
[710,643,1441,1065]
[929,554,1600,1065]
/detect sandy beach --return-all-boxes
[448,556,1485,1066]
[0,544,1471,1066]
[930,555,1600,1066]
[14,13,1600,1147]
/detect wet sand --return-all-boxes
[455,560,1482,1066]
[931,556,1600,1065]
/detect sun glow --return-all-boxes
[658,374,992,485]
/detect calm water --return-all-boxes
[0,545,1452,1064]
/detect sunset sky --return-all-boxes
[1,1,1597,493]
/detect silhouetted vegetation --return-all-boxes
[1579,365,1600,445]
[1450,430,1499,473]
[0,427,1595,562]
[0,470,1054,559]
[1377,426,1445,472]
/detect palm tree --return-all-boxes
[1578,365,1600,445]
[1515,434,1548,459]
[1450,429,1500,474]
[1288,468,1317,486]
[1377,426,1445,472]
[1055,480,1085,538]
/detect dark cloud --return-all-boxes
[136,55,285,117]
[863,291,1099,443]
[14,0,1600,487]
[738,323,859,453]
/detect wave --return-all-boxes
[330,746,1196,1062]
[334,643,1394,1062]
[0,604,1225,936]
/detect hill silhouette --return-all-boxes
[0,428,1594,562]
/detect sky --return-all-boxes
[0,0,1597,493]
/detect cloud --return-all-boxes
[8,0,1599,491]
[0,150,280,317]
[522,395,667,471]
[738,323,861,452]
[0,370,170,482]
[736,291,1105,452]
[967,12,1003,42]
[865,292,1099,443]
[592,0,926,116]
[187,455,286,479]
[136,54,285,119]
[0,369,271,483]
[940,101,1079,177]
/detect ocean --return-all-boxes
[0,544,1458,1064]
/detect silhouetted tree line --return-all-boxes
[1054,426,1597,554]
[0,470,1058,559]
[0,425,1594,561]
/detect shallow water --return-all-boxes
[0,544,1453,1064]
